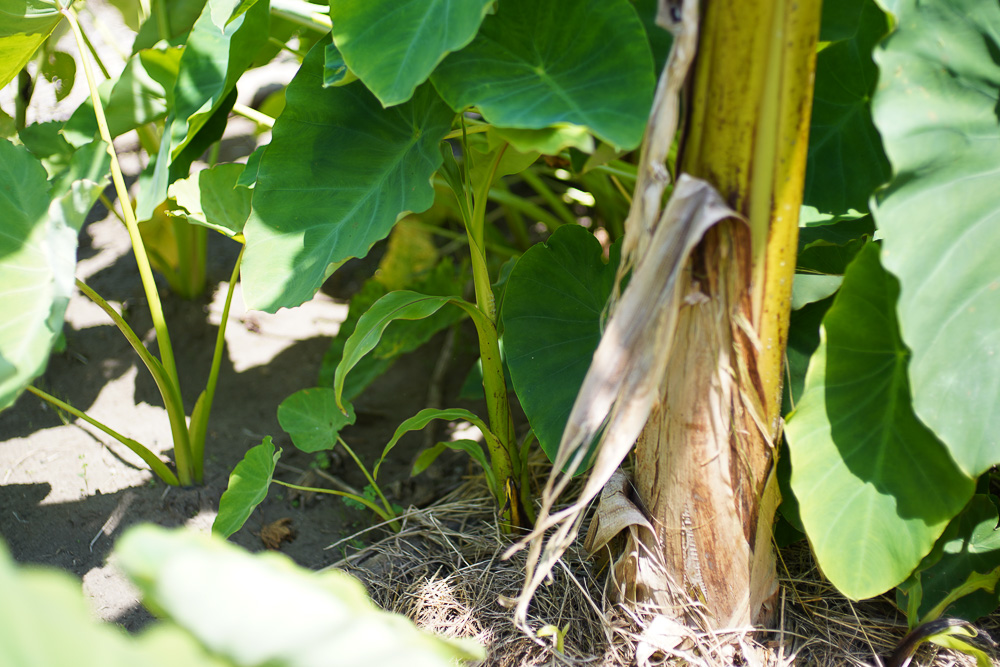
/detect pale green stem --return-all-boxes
[232,102,275,129]
[76,279,193,484]
[443,124,490,141]
[268,36,307,59]
[480,186,565,232]
[77,19,111,80]
[405,220,519,258]
[98,192,126,226]
[64,7,192,483]
[269,0,331,30]
[520,169,578,226]
[26,386,179,486]
[272,480,399,529]
[337,437,396,521]
[190,246,244,478]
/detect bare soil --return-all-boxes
[0,206,480,631]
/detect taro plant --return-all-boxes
[220,0,660,533]
[0,0,283,485]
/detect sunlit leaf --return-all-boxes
[330,0,493,107]
[169,163,252,237]
[0,0,62,89]
[242,38,453,312]
[872,0,1000,477]
[786,244,974,599]
[431,0,654,151]
[0,140,77,409]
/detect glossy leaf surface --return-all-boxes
[431,0,654,150]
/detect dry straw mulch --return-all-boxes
[324,483,998,667]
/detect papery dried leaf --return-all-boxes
[260,517,295,549]
[510,174,741,625]
[583,469,653,561]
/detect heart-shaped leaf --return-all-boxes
[872,0,1000,477]
[277,388,356,453]
[242,39,454,311]
[430,0,654,151]
[501,225,619,464]
[331,0,493,107]
[786,244,975,599]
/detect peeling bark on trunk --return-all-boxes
[634,222,778,627]
[629,0,820,629]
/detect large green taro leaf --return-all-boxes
[430,0,654,151]
[805,0,890,215]
[785,244,974,599]
[330,0,493,107]
[0,140,77,409]
[871,0,1000,478]
[501,225,619,464]
[0,0,61,89]
[242,41,454,312]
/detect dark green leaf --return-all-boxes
[431,0,654,151]
[908,496,1000,622]
[330,0,493,106]
[242,38,453,311]
[502,225,619,465]
[805,0,890,215]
